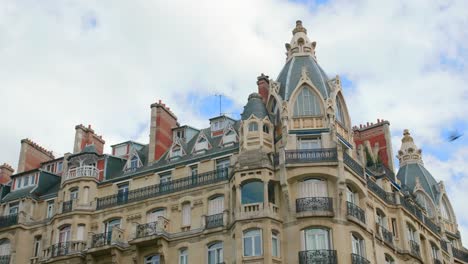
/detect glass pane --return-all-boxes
[272,237,278,256]
[254,235,262,256]
[241,181,264,204]
[244,237,252,256]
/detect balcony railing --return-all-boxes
[206,213,224,229]
[346,202,366,224]
[296,197,333,213]
[343,152,364,178]
[62,200,73,214]
[136,217,169,238]
[285,148,337,164]
[351,253,370,264]
[376,224,393,245]
[97,168,228,210]
[440,240,448,252]
[91,232,112,248]
[401,198,440,234]
[0,214,18,228]
[46,241,86,258]
[298,250,337,264]
[0,255,10,264]
[409,240,420,257]
[452,247,468,262]
[64,165,99,180]
[433,258,442,264]
[367,179,395,204]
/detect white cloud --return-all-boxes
[0,0,468,246]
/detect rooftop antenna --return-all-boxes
[214,93,223,116]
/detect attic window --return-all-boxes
[171,146,182,158]
[129,155,139,170]
[248,122,258,132]
[263,124,270,134]
[194,136,209,152]
[223,130,237,146]
[14,174,36,190]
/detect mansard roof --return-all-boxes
[1,170,61,202]
[241,93,270,120]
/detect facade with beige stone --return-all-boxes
[0,21,467,264]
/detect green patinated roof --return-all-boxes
[1,171,61,203]
[241,93,270,120]
[1,186,35,202]
[397,163,440,202]
[276,55,331,100]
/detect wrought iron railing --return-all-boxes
[298,250,337,264]
[97,168,228,210]
[0,255,10,264]
[440,240,448,252]
[206,213,224,229]
[48,241,85,258]
[285,148,337,164]
[346,202,366,224]
[401,198,440,234]
[343,152,364,178]
[452,247,468,262]
[65,165,99,180]
[296,197,333,213]
[62,200,73,214]
[367,164,395,180]
[91,232,112,248]
[0,214,18,228]
[367,179,395,204]
[376,224,393,245]
[409,240,420,257]
[135,219,168,238]
[351,253,370,264]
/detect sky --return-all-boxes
[0,0,468,246]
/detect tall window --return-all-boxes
[190,165,198,177]
[182,203,191,226]
[335,96,345,124]
[241,181,264,204]
[303,228,330,251]
[148,208,166,223]
[384,254,394,264]
[441,199,451,220]
[0,239,10,257]
[145,255,160,264]
[130,155,139,169]
[208,242,223,264]
[293,87,322,116]
[431,243,440,260]
[351,233,365,257]
[179,248,188,264]
[33,236,41,257]
[416,192,434,217]
[77,224,85,241]
[69,188,79,201]
[272,232,280,257]
[248,122,258,132]
[47,200,54,218]
[407,224,417,242]
[105,219,121,234]
[160,172,172,184]
[57,162,63,173]
[117,183,129,203]
[59,226,71,243]
[243,229,262,257]
[346,185,357,204]
[208,196,224,216]
[376,210,386,227]
[298,178,327,198]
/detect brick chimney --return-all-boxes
[148,100,178,163]
[73,124,105,154]
[0,163,14,184]
[17,139,55,173]
[257,73,270,104]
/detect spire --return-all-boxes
[285,20,317,60]
[397,129,423,166]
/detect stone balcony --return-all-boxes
[235,202,280,221]
[129,216,170,246]
[42,241,86,260]
[64,166,99,182]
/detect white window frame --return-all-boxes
[179,248,188,264]
[207,242,223,264]
[145,255,160,264]
[272,232,280,257]
[47,200,54,218]
[243,229,262,257]
[303,228,330,251]
[8,202,19,215]
[351,234,365,257]
[297,137,321,150]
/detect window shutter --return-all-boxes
[182,204,191,226]
[208,197,224,215]
[77,225,85,240]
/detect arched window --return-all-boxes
[262,124,269,134]
[298,178,327,198]
[302,228,330,251]
[351,233,365,257]
[346,185,357,204]
[416,192,434,217]
[241,181,264,204]
[145,255,160,264]
[105,219,121,233]
[207,242,223,264]
[293,87,322,116]
[440,198,451,220]
[384,254,394,264]
[179,248,188,264]
[0,239,11,257]
[376,209,387,227]
[336,96,345,124]
[243,229,262,257]
[248,122,258,132]
[58,225,71,243]
[430,242,440,260]
[406,223,418,242]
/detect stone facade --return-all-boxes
[0,21,467,264]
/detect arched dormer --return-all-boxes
[240,93,273,153]
[293,86,323,117]
[193,132,210,153]
[124,150,143,172]
[169,141,185,160]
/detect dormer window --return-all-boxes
[14,174,36,190]
[194,135,209,153]
[263,124,270,134]
[130,155,139,169]
[222,130,237,146]
[211,120,224,131]
[171,146,182,158]
[248,122,258,132]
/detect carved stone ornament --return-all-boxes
[127,213,141,221]
[270,81,280,94]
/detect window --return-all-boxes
[391,218,398,237]
[8,202,19,215]
[59,226,71,243]
[182,203,191,226]
[431,243,440,260]
[346,185,357,204]
[268,182,276,204]
[241,181,264,204]
[77,224,85,241]
[248,122,258,132]
[69,188,79,200]
[351,233,365,257]
[117,183,129,203]
[190,165,198,176]
[243,229,262,257]
[0,239,10,257]
[130,155,139,169]
[303,228,330,251]
[33,236,41,257]
[216,158,230,178]
[171,146,182,158]
[298,178,327,198]
[263,124,269,134]
[160,172,172,184]
[336,96,345,124]
[223,130,237,145]
[293,87,322,116]
[384,254,394,264]
[57,162,63,173]
[14,174,36,189]
[208,196,224,216]
[47,200,54,218]
[148,208,166,223]
[145,255,160,264]
[176,130,185,139]
[16,177,22,189]
[416,192,434,217]
[208,242,223,264]
[407,224,417,242]
[298,137,321,150]
[195,136,209,152]
[376,210,386,227]
[211,120,225,131]
[114,145,127,156]
[441,199,450,220]
[179,248,188,264]
[272,232,280,257]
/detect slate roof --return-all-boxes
[276,55,332,100]
[397,163,440,202]
[241,93,270,120]
[1,171,61,202]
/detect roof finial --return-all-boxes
[293,20,307,35]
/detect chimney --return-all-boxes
[0,163,14,184]
[17,139,55,173]
[73,124,105,154]
[257,73,270,104]
[148,100,178,163]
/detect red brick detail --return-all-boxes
[353,119,391,168]
[257,74,270,104]
[97,159,105,181]
[0,163,14,184]
[151,101,178,161]
[18,139,55,173]
[212,130,224,137]
[74,124,106,154]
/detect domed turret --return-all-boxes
[241,93,270,121]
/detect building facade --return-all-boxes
[0,20,467,264]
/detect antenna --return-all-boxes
[214,93,223,116]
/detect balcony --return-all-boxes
[343,152,364,178]
[43,241,86,259]
[296,197,333,217]
[135,217,169,239]
[97,168,228,210]
[236,203,280,221]
[64,165,99,181]
[409,240,420,257]
[298,250,337,264]
[367,179,396,204]
[440,240,448,252]
[376,224,393,245]
[206,213,224,229]
[346,202,366,224]
[91,231,112,248]
[351,253,370,264]
[285,148,337,164]
[0,214,18,228]
[0,255,10,264]
[452,247,468,262]
[62,200,73,214]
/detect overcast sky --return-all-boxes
[1,0,467,246]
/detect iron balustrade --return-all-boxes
[401,198,441,234]
[367,164,395,180]
[343,152,364,178]
[62,200,73,213]
[296,197,333,213]
[97,168,228,210]
[424,216,440,234]
[91,232,112,248]
[440,240,448,252]
[48,241,85,258]
[452,247,468,262]
[346,202,366,224]
[367,180,395,204]
[136,221,166,238]
[351,253,370,264]
[273,154,279,166]
[206,213,224,229]
[298,250,337,264]
[377,224,393,245]
[0,214,18,228]
[285,148,338,164]
[0,255,10,264]
[409,240,420,257]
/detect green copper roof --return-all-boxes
[276,55,331,100]
[397,163,439,202]
[241,93,269,120]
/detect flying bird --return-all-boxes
[447,130,464,142]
